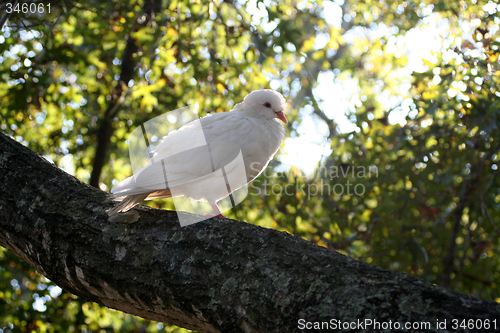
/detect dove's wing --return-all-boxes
[109,89,288,217]
[112,111,253,196]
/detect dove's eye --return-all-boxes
[264,102,272,108]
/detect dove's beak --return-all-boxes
[275,110,288,124]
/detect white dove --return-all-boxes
[109,89,287,218]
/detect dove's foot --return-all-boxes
[208,203,227,218]
[203,213,226,218]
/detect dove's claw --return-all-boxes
[203,213,226,218]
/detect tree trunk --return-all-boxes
[89,0,163,188]
[1,132,499,333]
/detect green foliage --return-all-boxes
[0,247,191,332]
[1,0,500,331]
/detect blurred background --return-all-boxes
[1,0,499,331]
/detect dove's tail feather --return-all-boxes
[143,188,172,200]
[107,189,173,217]
[108,193,150,216]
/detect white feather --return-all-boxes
[109,89,287,216]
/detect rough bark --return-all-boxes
[1,132,499,333]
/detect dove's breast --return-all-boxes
[238,116,285,182]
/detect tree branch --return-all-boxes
[1,132,499,332]
[441,160,481,288]
[0,0,19,30]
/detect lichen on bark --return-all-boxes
[1,132,500,333]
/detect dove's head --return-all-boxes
[241,89,288,124]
